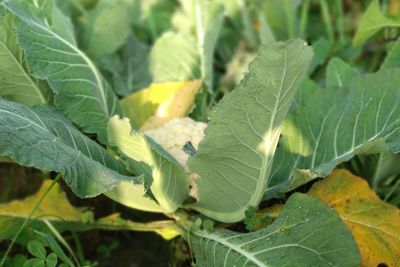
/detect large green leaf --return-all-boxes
[191,0,225,90]
[3,0,122,144]
[81,0,133,59]
[108,116,189,213]
[268,69,400,197]
[150,32,200,83]
[292,79,320,110]
[353,0,400,47]
[188,40,313,222]
[151,0,224,90]
[0,97,137,197]
[0,14,50,106]
[190,193,360,267]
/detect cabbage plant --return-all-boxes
[1,0,399,266]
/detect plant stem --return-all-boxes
[371,153,383,190]
[384,178,400,202]
[335,0,345,44]
[300,0,310,39]
[320,0,334,43]
[0,174,62,266]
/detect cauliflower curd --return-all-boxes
[144,117,207,169]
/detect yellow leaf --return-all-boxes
[0,180,92,243]
[120,80,202,130]
[0,180,179,242]
[308,169,400,267]
[0,179,88,221]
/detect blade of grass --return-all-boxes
[43,220,80,267]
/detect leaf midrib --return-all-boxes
[196,230,267,267]
[256,44,289,203]
[20,15,109,115]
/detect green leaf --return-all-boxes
[23,259,45,267]
[292,79,320,110]
[268,69,400,197]
[100,35,152,96]
[259,14,276,44]
[138,0,177,39]
[381,38,400,70]
[108,116,189,213]
[308,38,331,74]
[28,241,46,259]
[45,253,57,267]
[0,98,136,197]
[48,0,77,45]
[150,32,200,83]
[11,255,28,267]
[105,182,163,213]
[3,0,123,144]
[348,151,400,192]
[353,0,400,47]
[194,0,225,90]
[152,0,224,90]
[81,0,133,59]
[188,40,313,222]
[190,193,360,267]
[0,14,50,106]
[326,57,359,88]
[263,0,300,40]
[33,231,74,267]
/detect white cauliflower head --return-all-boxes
[143,117,207,199]
[144,117,207,169]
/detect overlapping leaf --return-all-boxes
[268,69,400,197]
[108,116,189,213]
[191,194,360,267]
[188,40,313,222]
[0,14,50,106]
[309,169,400,267]
[3,0,122,144]
[0,98,137,197]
